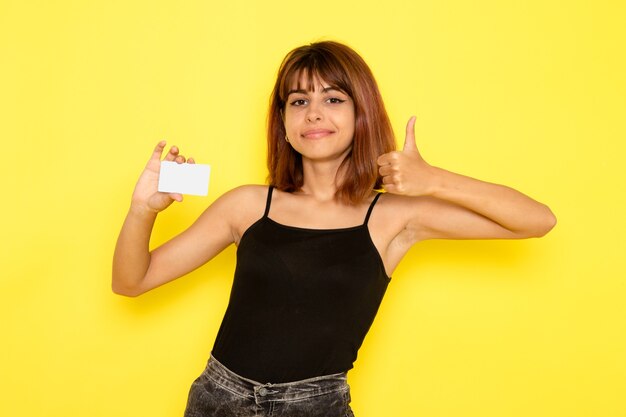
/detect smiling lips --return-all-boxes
[301,129,335,139]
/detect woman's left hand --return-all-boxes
[377,116,436,196]
[377,116,556,240]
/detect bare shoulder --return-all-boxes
[370,193,448,247]
[370,193,422,236]
[372,192,438,224]
[213,184,268,208]
[375,191,507,244]
[204,184,269,244]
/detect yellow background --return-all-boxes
[1,1,625,416]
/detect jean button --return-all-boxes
[258,387,268,396]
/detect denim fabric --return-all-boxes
[184,356,355,417]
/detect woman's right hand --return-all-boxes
[130,141,195,213]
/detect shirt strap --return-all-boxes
[263,186,274,218]
[363,192,382,225]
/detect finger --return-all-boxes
[382,175,396,185]
[151,140,167,160]
[403,116,418,153]
[187,157,195,164]
[378,165,395,176]
[164,146,179,162]
[377,152,399,166]
[169,193,183,202]
[382,184,398,194]
[377,154,388,166]
[174,154,186,164]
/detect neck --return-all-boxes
[299,158,346,202]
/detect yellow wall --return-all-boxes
[1,1,625,416]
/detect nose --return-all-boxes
[306,102,322,122]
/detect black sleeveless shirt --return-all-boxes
[211,186,390,383]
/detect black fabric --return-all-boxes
[211,186,390,383]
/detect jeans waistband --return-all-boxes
[205,355,349,404]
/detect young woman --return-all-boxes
[112,41,556,417]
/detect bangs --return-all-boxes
[278,54,353,104]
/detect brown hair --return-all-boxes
[267,41,396,204]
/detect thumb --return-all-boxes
[403,116,417,153]
[169,193,184,202]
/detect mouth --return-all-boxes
[301,129,335,139]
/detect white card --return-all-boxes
[158,161,211,196]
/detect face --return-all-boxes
[283,74,356,164]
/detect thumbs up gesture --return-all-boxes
[377,116,435,196]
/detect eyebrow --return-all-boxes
[286,86,343,96]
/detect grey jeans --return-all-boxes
[184,355,355,417]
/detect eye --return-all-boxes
[327,97,346,104]
[290,99,308,106]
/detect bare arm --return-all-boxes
[112,142,235,297]
[112,205,158,296]
[377,117,556,242]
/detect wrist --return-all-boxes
[128,202,159,219]
[421,165,445,197]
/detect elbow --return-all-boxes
[111,277,145,298]
[529,206,557,238]
[539,206,557,236]
[111,262,151,297]
[112,284,140,297]
[511,205,556,239]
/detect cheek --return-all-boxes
[282,114,296,134]
[346,112,356,136]
[346,105,356,129]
